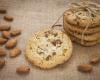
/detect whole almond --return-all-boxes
[78,64,93,72]
[0,9,7,14]
[2,31,10,39]
[0,60,5,69]
[9,48,21,58]
[16,65,30,74]
[5,39,17,49]
[0,24,11,31]
[0,48,6,57]
[4,15,13,21]
[90,56,100,64]
[0,37,7,45]
[11,30,21,37]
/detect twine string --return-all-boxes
[51,13,64,29]
[50,1,100,44]
[70,1,100,44]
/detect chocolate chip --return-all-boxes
[38,52,44,55]
[52,52,56,55]
[56,39,62,44]
[29,46,32,49]
[78,12,82,15]
[63,49,67,53]
[46,44,48,47]
[83,8,88,12]
[91,13,96,17]
[45,33,49,37]
[62,49,67,56]
[67,13,71,15]
[45,31,49,35]
[46,55,51,61]
[51,39,62,46]
[44,31,51,37]
[44,30,57,37]
[54,33,58,37]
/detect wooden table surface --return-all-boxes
[0,0,100,80]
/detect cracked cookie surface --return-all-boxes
[25,29,72,69]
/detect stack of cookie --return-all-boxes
[63,1,100,46]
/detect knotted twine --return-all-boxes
[51,1,100,44]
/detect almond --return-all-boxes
[4,15,13,21]
[5,39,17,49]
[0,24,11,31]
[9,48,21,58]
[11,30,21,37]
[0,48,6,57]
[0,9,7,14]
[78,64,93,72]
[16,65,30,74]
[0,60,5,69]
[90,56,100,64]
[2,31,10,39]
[0,37,7,45]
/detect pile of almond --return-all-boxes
[0,9,30,74]
[78,56,100,73]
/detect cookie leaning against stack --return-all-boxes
[63,1,100,46]
[25,28,72,69]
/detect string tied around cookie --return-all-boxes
[69,1,100,44]
[51,14,63,29]
[50,1,100,44]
